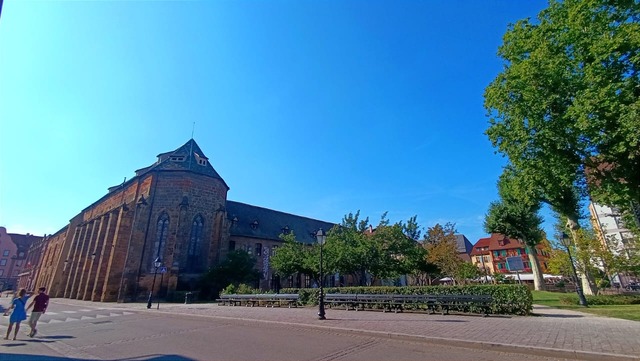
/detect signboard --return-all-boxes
[506,256,524,271]
[159,266,168,274]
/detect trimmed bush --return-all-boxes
[559,294,640,305]
[280,284,532,315]
[221,283,260,295]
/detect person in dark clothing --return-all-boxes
[26,287,49,338]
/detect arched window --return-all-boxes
[186,214,204,272]
[152,212,170,270]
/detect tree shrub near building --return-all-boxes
[197,250,260,300]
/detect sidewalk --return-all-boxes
[38,298,639,361]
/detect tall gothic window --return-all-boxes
[152,212,170,270]
[186,214,204,272]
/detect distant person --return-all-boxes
[26,287,49,337]
[3,288,28,340]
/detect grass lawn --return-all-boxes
[531,290,640,321]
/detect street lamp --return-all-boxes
[157,260,165,310]
[561,232,588,307]
[146,257,162,309]
[316,228,326,320]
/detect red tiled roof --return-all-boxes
[470,237,491,256]
[473,233,525,253]
[487,233,523,250]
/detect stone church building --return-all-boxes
[30,139,334,302]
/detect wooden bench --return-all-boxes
[217,294,299,308]
[325,293,359,310]
[325,293,408,313]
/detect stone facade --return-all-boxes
[28,139,333,302]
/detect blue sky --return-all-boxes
[0,0,551,244]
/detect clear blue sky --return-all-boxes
[0,0,551,244]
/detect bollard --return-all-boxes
[185,292,193,304]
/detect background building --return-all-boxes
[589,201,638,286]
[471,233,550,277]
[27,139,333,302]
[0,227,41,291]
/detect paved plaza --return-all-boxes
[26,297,637,361]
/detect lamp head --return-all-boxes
[316,228,326,245]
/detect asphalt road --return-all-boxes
[1,300,572,361]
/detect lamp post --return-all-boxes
[157,260,164,310]
[146,257,162,309]
[561,232,588,307]
[316,228,326,320]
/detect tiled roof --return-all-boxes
[470,237,491,256]
[133,139,229,190]
[482,233,524,251]
[226,201,336,245]
[7,233,42,254]
[454,234,473,254]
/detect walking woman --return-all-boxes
[3,288,28,340]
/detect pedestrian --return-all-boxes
[26,287,49,338]
[3,288,29,340]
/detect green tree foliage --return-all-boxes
[270,211,428,287]
[455,262,481,285]
[424,223,463,284]
[547,248,574,278]
[483,0,640,293]
[327,211,426,286]
[484,171,547,290]
[197,250,260,300]
[485,0,640,210]
[269,231,321,281]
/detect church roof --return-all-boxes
[454,234,474,255]
[226,201,335,245]
[134,139,229,190]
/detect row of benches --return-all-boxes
[324,293,492,316]
[217,293,493,316]
[217,294,300,308]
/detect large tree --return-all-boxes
[483,0,640,293]
[485,0,640,207]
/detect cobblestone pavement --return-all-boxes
[3,295,639,361]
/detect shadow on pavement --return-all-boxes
[0,353,196,361]
[535,313,584,318]
[42,335,75,339]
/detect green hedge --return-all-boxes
[280,285,532,315]
[559,294,640,305]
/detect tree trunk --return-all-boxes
[566,217,598,295]
[525,243,545,291]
